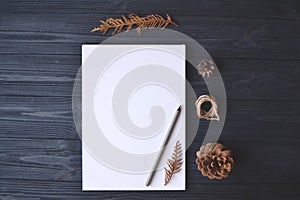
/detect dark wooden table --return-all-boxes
[0,0,299,199]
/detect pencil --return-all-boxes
[145,105,182,186]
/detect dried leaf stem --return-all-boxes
[164,140,183,186]
[91,13,177,35]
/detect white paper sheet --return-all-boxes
[82,45,186,190]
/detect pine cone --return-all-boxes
[196,59,215,77]
[196,143,234,179]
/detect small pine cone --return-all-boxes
[195,143,234,179]
[196,59,215,77]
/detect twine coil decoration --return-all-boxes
[195,94,220,121]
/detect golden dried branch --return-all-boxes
[164,140,182,186]
[91,13,177,35]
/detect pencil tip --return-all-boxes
[177,105,181,111]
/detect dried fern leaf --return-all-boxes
[91,13,177,35]
[164,140,183,186]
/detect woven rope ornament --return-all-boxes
[195,95,220,121]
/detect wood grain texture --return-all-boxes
[0,97,299,140]
[0,15,299,60]
[1,138,299,185]
[0,0,299,199]
[0,180,299,200]
[0,58,299,100]
[0,0,299,20]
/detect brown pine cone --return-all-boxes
[195,143,234,179]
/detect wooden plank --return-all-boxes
[0,180,298,199]
[0,138,81,182]
[0,0,298,20]
[0,15,299,59]
[0,58,299,100]
[190,58,300,101]
[0,137,299,184]
[0,54,79,74]
[125,0,299,20]
[0,120,77,139]
[0,96,299,141]
[0,68,76,96]
[0,96,78,139]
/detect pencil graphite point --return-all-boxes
[177,105,181,112]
